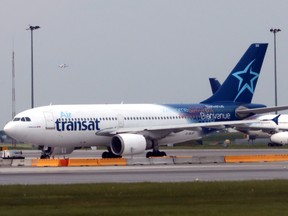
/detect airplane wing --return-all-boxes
[234,122,288,133]
[236,105,288,115]
[96,119,261,137]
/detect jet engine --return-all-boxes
[110,134,152,156]
[245,130,271,139]
[270,132,288,145]
[235,106,251,119]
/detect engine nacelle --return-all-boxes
[246,130,271,139]
[110,134,152,156]
[270,132,288,145]
[235,106,250,119]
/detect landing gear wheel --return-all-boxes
[40,154,50,159]
[146,139,166,158]
[268,142,282,147]
[40,146,52,159]
[102,151,109,158]
[146,151,166,158]
[146,152,152,158]
[102,151,122,159]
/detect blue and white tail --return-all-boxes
[201,43,268,104]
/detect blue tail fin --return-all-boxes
[201,43,268,104]
[272,114,281,125]
[209,78,221,94]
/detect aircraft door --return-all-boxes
[43,111,55,129]
[117,114,124,128]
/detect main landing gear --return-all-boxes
[39,146,52,159]
[102,147,122,159]
[146,150,166,158]
[146,140,167,158]
[268,142,282,147]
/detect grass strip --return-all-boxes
[0,180,288,216]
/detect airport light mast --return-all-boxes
[26,25,40,109]
[270,28,281,114]
[12,48,16,147]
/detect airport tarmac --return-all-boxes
[22,148,288,159]
[1,149,288,185]
[1,163,288,185]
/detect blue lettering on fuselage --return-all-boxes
[55,118,100,132]
[60,111,72,118]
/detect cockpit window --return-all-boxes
[14,117,32,122]
[25,117,31,121]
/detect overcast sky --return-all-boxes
[0,0,287,128]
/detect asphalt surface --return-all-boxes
[1,163,288,184]
[1,149,288,185]
[22,148,288,159]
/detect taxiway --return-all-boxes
[1,149,288,185]
[1,163,288,185]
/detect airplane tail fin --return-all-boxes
[201,43,268,104]
[209,78,221,94]
[272,114,281,125]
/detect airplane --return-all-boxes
[58,64,68,68]
[208,77,288,146]
[234,114,284,145]
[5,43,279,159]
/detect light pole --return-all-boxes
[26,25,40,109]
[270,28,281,114]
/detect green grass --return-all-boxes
[1,181,288,216]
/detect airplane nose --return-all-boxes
[4,122,12,135]
[4,121,16,138]
[4,120,33,143]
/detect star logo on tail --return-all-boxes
[232,60,258,102]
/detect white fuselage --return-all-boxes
[237,114,288,138]
[4,104,203,149]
